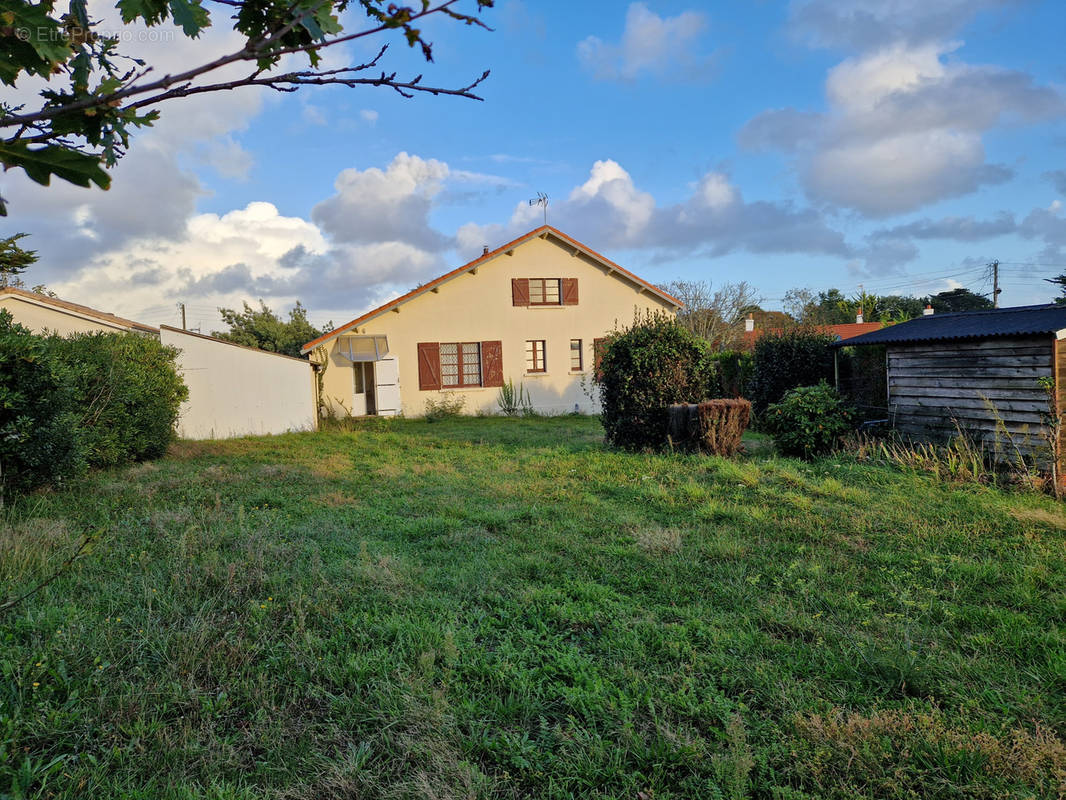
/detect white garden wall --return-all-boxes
[161,326,316,439]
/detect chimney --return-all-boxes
[482,245,489,256]
[923,304,934,316]
[744,313,755,333]
[856,308,864,324]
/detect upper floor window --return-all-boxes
[529,278,561,306]
[512,278,579,307]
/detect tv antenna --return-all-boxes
[529,192,548,225]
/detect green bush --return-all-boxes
[44,332,187,467]
[0,310,84,494]
[598,313,718,451]
[748,327,836,418]
[709,349,754,398]
[424,394,465,422]
[763,382,855,459]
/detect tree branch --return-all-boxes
[0,0,484,130]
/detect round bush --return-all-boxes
[598,313,718,451]
[763,382,855,459]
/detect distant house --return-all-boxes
[0,286,159,336]
[739,311,886,350]
[837,303,1066,475]
[302,225,682,416]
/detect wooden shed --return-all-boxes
[837,304,1066,473]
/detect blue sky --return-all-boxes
[4,0,1066,331]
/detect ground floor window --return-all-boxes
[526,339,546,373]
[570,339,583,371]
[440,342,482,387]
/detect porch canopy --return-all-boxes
[335,334,389,362]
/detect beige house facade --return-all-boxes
[0,286,159,336]
[303,226,681,417]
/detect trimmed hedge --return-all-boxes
[0,312,187,495]
[0,311,83,495]
[598,314,718,451]
[44,332,187,468]
[709,350,754,398]
[748,327,836,418]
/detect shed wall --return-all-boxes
[162,328,316,439]
[887,335,1053,462]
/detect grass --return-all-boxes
[1,415,1064,799]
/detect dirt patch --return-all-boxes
[632,525,682,555]
[1010,506,1066,529]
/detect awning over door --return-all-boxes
[335,334,389,362]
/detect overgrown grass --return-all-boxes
[2,416,1064,799]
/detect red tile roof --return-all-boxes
[740,321,887,350]
[300,225,682,354]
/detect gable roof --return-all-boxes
[0,286,159,334]
[835,303,1066,347]
[301,225,681,354]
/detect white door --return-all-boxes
[351,363,368,416]
[374,356,401,416]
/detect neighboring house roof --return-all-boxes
[0,286,159,334]
[741,321,885,349]
[835,304,1066,347]
[300,225,683,355]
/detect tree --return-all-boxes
[927,288,993,313]
[0,233,37,286]
[212,299,327,358]
[662,279,761,350]
[1044,274,1066,305]
[0,0,493,214]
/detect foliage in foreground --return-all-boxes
[598,313,718,451]
[0,312,186,494]
[1,416,1063,799]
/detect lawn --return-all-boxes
[1,415,1064,799]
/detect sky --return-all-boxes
[3,0,1066,333]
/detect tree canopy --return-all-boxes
[1046,274,1066,305]
[212,299,328,358]
[0,0,493,214]
[0,232,37,285]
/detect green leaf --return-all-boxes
[0,142,110,191]
[168,0,209,37]
[0,0,73,85]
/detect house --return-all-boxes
[2,286,315,440]
[836,303,1066,473]
[302,226,682,416]
[0,285,159,336]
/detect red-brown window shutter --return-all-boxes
[481,340,504,387]
[562,278,579,306]
[593,337,607,380]
[512,278,530,306]
[417,342,441,390]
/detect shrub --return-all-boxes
[44,332,187,468]
[763,382,855,459]
[709,350,754,398]
[598,313,718,451]
[748,327,836,418]
[697,399,751,456]
[0,311,84,495]
[424,394,465,422]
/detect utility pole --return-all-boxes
[990,260,1001,308]
[179,302,187,330]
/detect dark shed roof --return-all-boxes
[835,303,1066,347]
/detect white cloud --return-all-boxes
[577,3,715,82]
[740,42,1063,216]
[360,109,380,124]
[788,0,1024,50]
